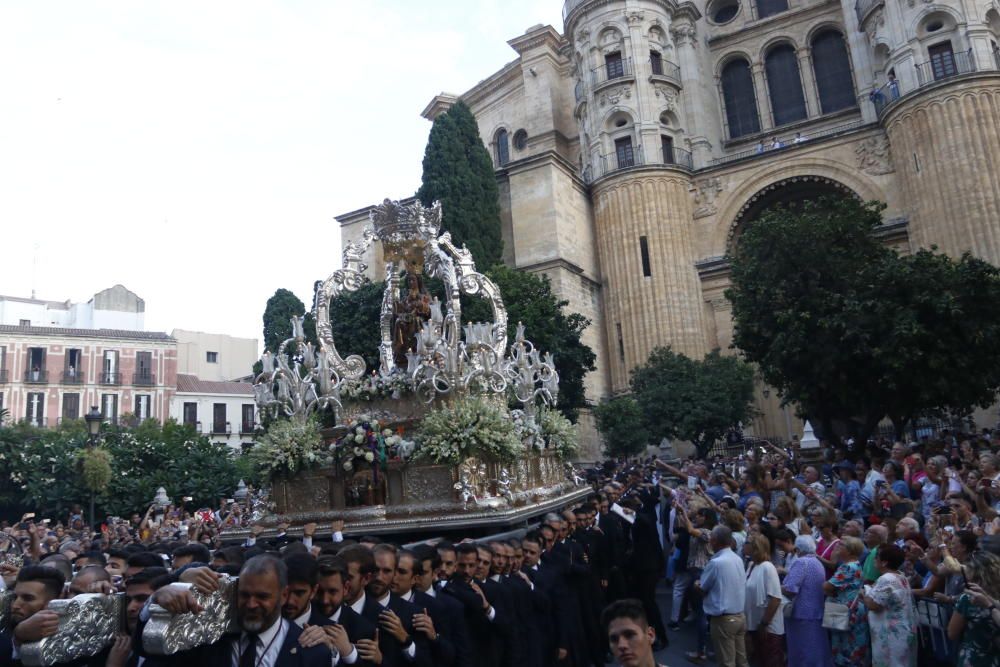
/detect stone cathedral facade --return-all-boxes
[338,0,1000,459]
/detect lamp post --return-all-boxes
[84,406,103,529]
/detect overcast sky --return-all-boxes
[0,1,563,348]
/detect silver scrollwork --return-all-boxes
[142,579,238,656]
[20,594,123,666]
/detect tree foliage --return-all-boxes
[0,420,241,521]
[630,347,756,459]
[325,281,385,372]
[417,101,504,268]
[593,396,650,458]
[726,196,1000,441]
[261,288,316,354]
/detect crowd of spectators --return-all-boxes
[1,428,999,667]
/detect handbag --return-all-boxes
[822,600,850,630]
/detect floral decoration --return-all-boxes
[539,407,579,461]
[340,371,415,402]
[415,397,521,465]
[248,416,329,480]
[329,416,415,478]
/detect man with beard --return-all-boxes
[391,549,459,666]
[282,554,333,629]
[0,566,66,666]
[139,555,332,666]
[409,544,471,667]
[441,543,504,667]
[340,544,427,667]
[302,557,379,666]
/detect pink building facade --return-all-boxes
[0,325,177,427]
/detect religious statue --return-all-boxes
[392,273,431,367]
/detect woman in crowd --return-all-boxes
[947,550,1000,666]
[920,456,948,522]
[815,511,842,576]
[781,535,832,667]
[675,502,717,662]
[835,462,863,519]
[744,533,785,667]
[774,495,808,538]
[823,536,870,666]
[862,543,917,667]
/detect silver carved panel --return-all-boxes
[0,590,13,631]
[20,593,123,667]
[142,579,238,656]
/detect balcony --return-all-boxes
[854,0,883,29]
[663,146,694,169]
[240,422,258,436]
[61,370,84,385]
[24,369,49,384]
[212,421,232,436]
[649,55,682,88]
[100,371,122,386]
[183,420,202,433]
[874,49,991,117]
[591,57,634,89]
[0,369,7,383]
[132,372,156,386]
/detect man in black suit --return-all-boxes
[409,544,472,667]
[139,555,333,667]
[477,545,516,667]
[493,542,541,667]
[521,531,567,665]
[282,553,332,629]
[621,496,668,650]
[391,549,460,667]
[306,556,381,666]
[340,544,429,667]
[441,543,504,667]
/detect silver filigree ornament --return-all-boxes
[565,463,585,486]
[20,594,123,667]
[495,468,513,501]
[142,579,238,656]
[253,198,560,421]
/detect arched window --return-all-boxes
[756,0,788,20]
[721,59,761,139]
[765,44,807,126]
[811,30,856,113]
[495,129,509,166]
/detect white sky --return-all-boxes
[0,1,564,348]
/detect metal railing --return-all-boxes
[182,419,202,432]
[24,369,49,384]
[710,119,866,166]
[874,48,991,116]
[61,370,84,384]
[649,55,682,86]
[132,372,156,386]
[240,422,258,435]
[663,145,694,169]
[597,144,644,178]
[0,369,7,383]
[212,421,232,435]
[592,57,633,87]
[915,48,977,85]
[100,371,122,385]
[854,0,883,28]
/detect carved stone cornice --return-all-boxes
[508,25,567,56]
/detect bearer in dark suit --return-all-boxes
[302,556,380,667]
[441,543,504,667]
[137,555,333,667]
[409,544,472,667]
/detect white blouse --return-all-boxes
[745,560,785,635]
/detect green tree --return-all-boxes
[594,396,650,458]
[630,347,756,459]
[417,101,504,268]
[325,280,385,372]
[262,288,313,354]
[725,196,1000,442]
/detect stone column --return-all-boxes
[593,172,707,392]
[797,47,820,118]
[671,16,709,164]
[751,62,774,131]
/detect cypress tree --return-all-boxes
[417,101,504,268]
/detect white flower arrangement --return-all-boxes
[248,416,329,479]
[416,397,521,465]
[340,371,415,402]
[511,409,545,451]
[539,406,579,461]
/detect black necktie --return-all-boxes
[239,633,258,667]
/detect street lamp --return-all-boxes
[83,406,103,528]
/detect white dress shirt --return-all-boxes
[233,617,287,667]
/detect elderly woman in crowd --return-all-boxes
[862,543,917,667]
[947,550,1000,667]
[781,535,832,667]
[814,511,842,576]
[743,533,785,667]
[823,536,870,666]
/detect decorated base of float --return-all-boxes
[228,197,589,542]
